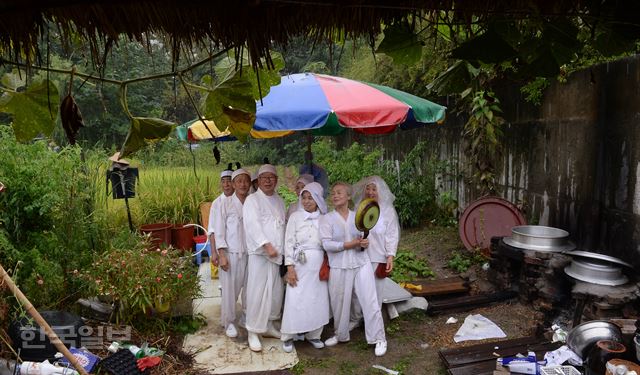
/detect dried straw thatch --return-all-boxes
[0,0,595,68]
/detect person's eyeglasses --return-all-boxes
[260,176,277,181]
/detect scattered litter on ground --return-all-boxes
[372,364,400,374]
[454,314,507,342]
[446,317,458,324]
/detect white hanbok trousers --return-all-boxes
[350,261,386,324]
[281,249,330,337]
[245,254,284,333]
[328,265,386,344]
[219,252,248,329]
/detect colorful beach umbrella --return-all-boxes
[176,119,292,142]
[254,73,446,136]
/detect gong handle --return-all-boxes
[360,230,369,251]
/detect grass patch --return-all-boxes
[347,340,370,352]
[291,357,334,374]
[338,361,359,375]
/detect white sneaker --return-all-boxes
[248,332,262,352]
[308,339,325,349]
[282,339,294,353]
[324,336,339,347]
[264,326,281,339]
[375,340,387,357]
[225,323,238,338]
[348,319,362,331]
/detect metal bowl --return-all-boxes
[567,320,624,359]
[502,225,576,252]
[564,258,628,286]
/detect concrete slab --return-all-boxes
[182,263,298,374]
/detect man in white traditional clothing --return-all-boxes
[281,182,329,353]
[242,164,286,352]
[207,164,235,264]
[213,168,252,338]
[319,182,388,357]
[285,174,314,221]
[352,175,400,307]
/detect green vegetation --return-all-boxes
[447,251,487,273]
[392,249,435,283]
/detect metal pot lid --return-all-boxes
[503,236,576,252]
[564,258,628,286]
[459,196,526,251]
[566,250,632,268]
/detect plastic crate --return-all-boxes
[539,366,581,375]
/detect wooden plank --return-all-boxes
[439,336,542,358]
[448,361,494,375]
[409,277,469,297]
[428,291,518,314]
[442,340,561,369]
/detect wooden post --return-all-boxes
[0,264,89,375]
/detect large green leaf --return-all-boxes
[0,80,59,142]
[1,70,26,90]
[427,61,475,96]
[200,52,283,140]
[451,27,518,64]
[120,117,176,157]
[376,23,423,65]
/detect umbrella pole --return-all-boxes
[306,132,313,173]
[0,264,89,375]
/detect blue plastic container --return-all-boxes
[194,241,211,265]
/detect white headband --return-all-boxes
[258,164,277,176]
[232,168,250,180]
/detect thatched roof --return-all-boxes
[0,0,615,68]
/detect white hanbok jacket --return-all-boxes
[242,188,286,264]
[318,210,370,269]
[207,193,227,235]
[213,193,246,253]
[366,206,400,263]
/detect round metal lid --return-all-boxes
[459,196,527,251]
[502,237,576,252]
[566,250,633,268]
[564,265,628,286]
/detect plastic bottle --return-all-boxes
[19,361,79,375]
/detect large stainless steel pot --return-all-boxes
[502,225,575,252]
[567,320,624,359]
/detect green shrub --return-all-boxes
[0,127,108,308]
[447,251,486,273]
[391,249,434,283]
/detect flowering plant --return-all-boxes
[77,233,200,322]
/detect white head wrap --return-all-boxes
[220,170,233,178]
[296,174,314,187]
[251,171,258,182]
[258,164,277,177]
[300,182,327,214]
[232,168,250,181]
[353,175,396,209]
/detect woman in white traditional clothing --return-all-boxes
[352,175,400,307]
[286,174,314,221]
[281,182,329,352]
[242,164,286,352]
[319,182,388,357]
[213,168,252,338]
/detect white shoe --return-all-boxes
[282,339,294,353]
[248,332,262,352]
[348,319,362,331]
[324,336,339,347]
[375,340,387,357]
[308,339,325,349]
[264,323,281,339]
[225,323,238,338]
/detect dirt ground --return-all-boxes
[291,225,543,375]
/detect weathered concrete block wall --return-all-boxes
[340,56,640,266]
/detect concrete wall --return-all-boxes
[340,56,640,266]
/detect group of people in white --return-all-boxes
[207,162,400,357]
